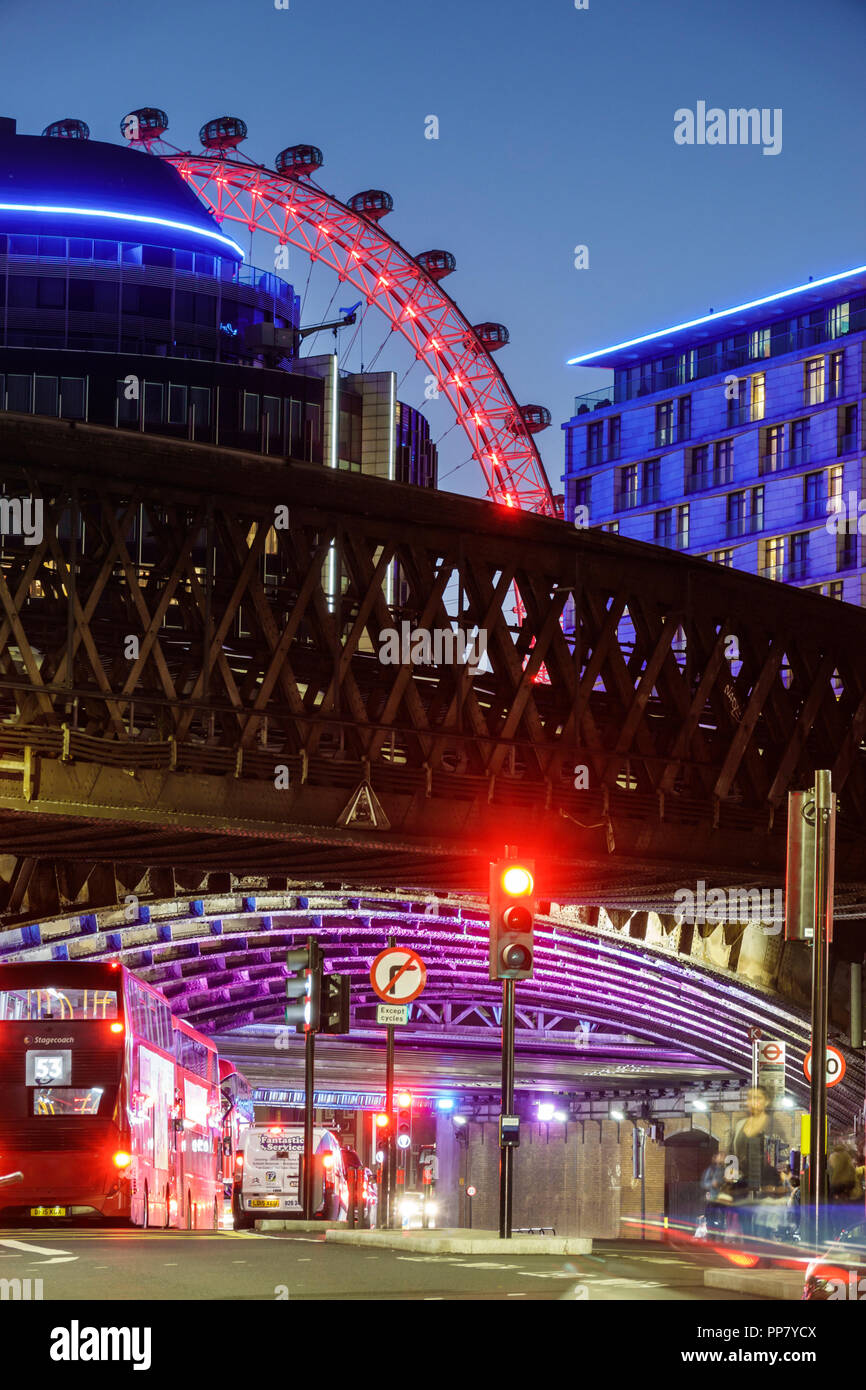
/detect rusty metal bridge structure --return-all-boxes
[2,412,866,925]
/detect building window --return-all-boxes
[751,486,765,531]
[587,420,603,464]
[828,302,850,338]
[838,530,858,572]
[116,379,138,426]
[751,372,765,421]
[143,382,164,428]
[839,404,858,455]
[677,349,696,384]
[655,505,689,547]
[34,376,59,417]
[803,471,824,520]
[686,445,710,492]
[804,357,825,406]
[749,327,771,359]
[59,378,86,421]
[243,393,260,435]
[789,531,809,579]
[830,351,844,399]
[574,477,591,521]
[607,415,621,459]
[606,520,619,534]
[713,549,734,567]
[761,425,785,474]
[727,490,746,536]
[655,401,674,448]
[168,385,188,426]
[677,395,691,442]
[790,418,810,467]
[715,438,734,484]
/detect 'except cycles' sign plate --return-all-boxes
[376,1003,409,1026]
[370,947,427,1004]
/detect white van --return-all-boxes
[232,1124,348,1229]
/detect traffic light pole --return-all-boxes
[808,770,833,1248]
[303,1025,315,1218]
[499,977,516,1239]
[303,936,316,1221]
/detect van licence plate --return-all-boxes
[31,1206,67,1217]
[247,1198,280,1208]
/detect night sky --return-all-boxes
[3,0,864,497]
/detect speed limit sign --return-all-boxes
[803,1045,846,1087]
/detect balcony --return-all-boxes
[727,404,761,427]
[803,498,831,523]
[655,530,690,550]
[574,386,616,414]
[654,424,689,449]
[725,514,764,539]
[760,558,810,582]
[614,484,660,513]
[685,465,734,495]
[838,432,859,456]
[586,444,621,466]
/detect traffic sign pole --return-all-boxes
[384,935,395,1229]
[808,770,835,1248]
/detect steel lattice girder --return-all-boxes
[1,416,866,892]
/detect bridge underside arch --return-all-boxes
[1,889,860,1124]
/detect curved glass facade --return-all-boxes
[0,233,299,362]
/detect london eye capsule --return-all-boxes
[120,108,169,142]
[472,322,510,352]
[519,404,552,433]
[199,116,248,151]
[42,118,90,140]
[275,145,323,179]
[415,250,456,281]
[346,190,393,222]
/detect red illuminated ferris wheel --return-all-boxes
[121,109,556,517]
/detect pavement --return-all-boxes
[704,1267,805,1299]
[322,1226,593,1254]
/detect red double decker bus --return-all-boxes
[172,1017,223,1230]
[218,1057,255,1210]
[0,962,220,1227]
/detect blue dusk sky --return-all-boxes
[1,0,863,497]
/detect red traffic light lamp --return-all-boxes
[489,858,536,980]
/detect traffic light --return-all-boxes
[396,1092,413,1151]
[489,858,536,980]
[285,941,322,1031]
[319,973,350,1035]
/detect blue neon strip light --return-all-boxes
[566,263,866,365]
[0,201,244,259]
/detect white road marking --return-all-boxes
[0,1238,73,1257]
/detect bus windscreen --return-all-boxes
[0,988,118,1021]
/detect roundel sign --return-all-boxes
[370,947,427,1004]
[803,1045,846,1087]
[757,1041,784,1065]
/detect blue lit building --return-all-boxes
[563,267,866,601]
[0,116,436,482]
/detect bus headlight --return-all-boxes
[112,1151,133,1169]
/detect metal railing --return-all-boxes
[685,465,734,495]
[614,484,660,512]
[655,530,691,550]
[760,558,809,582]
[724,514,764,539]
